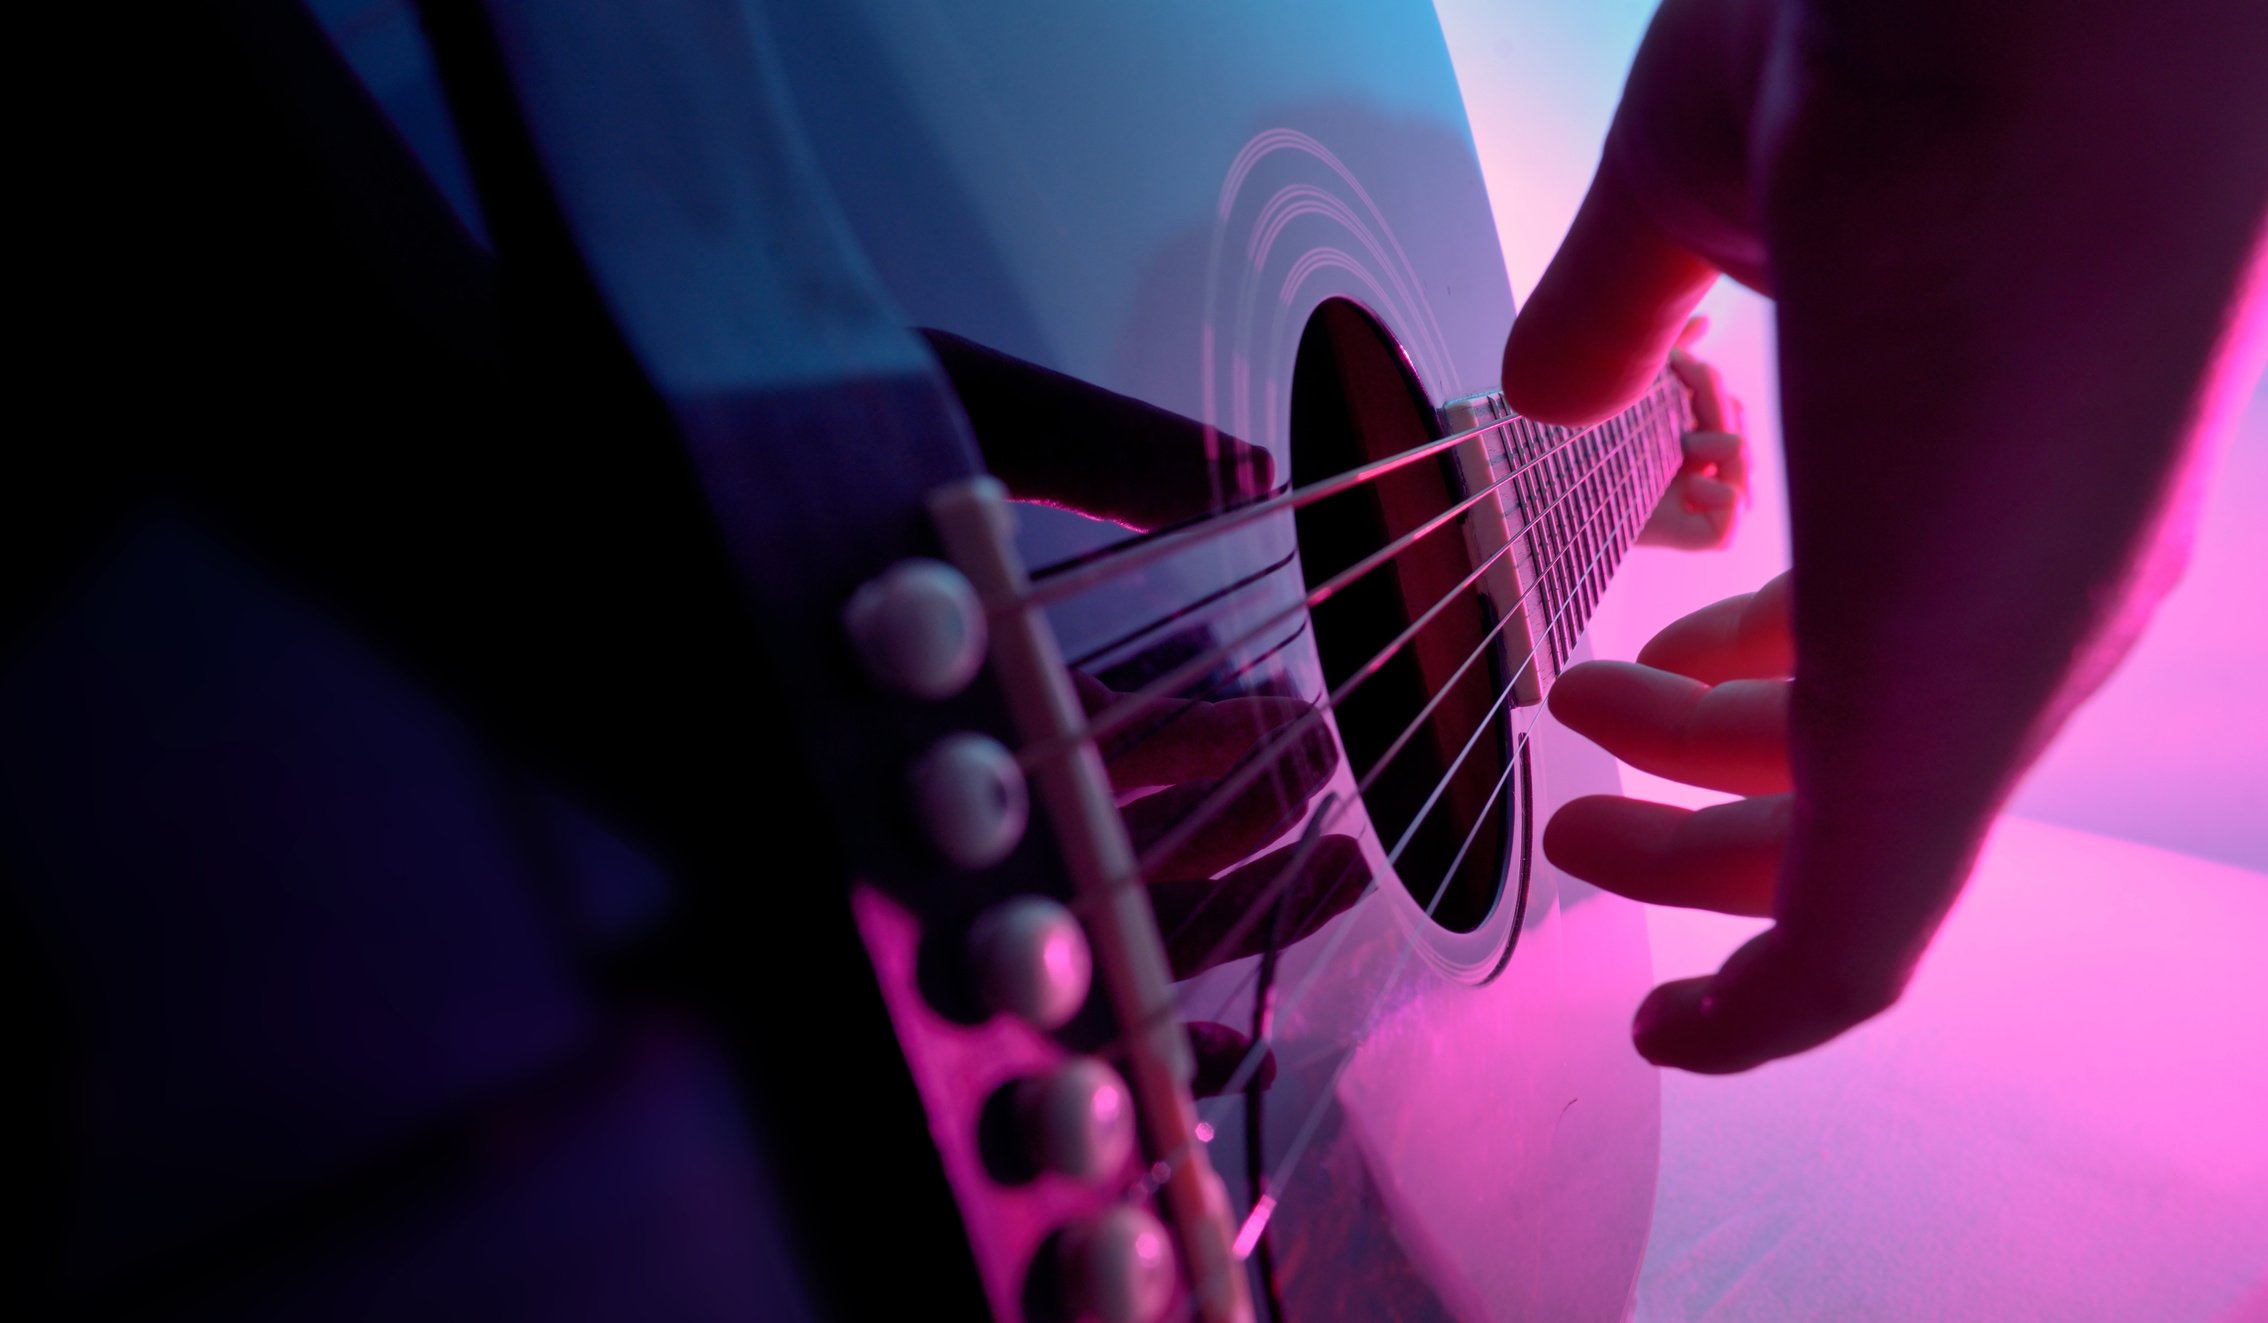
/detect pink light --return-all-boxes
[1641,817,2268,1319]
[1231,1195,1278,1261]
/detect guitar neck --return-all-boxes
[1444,373,1689,691]
[1451,374,1687,685]
[1524,375,1689,670]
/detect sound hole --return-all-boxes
[1291,301,1515,935]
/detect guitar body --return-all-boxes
[767,3,1661,1318]
[12,0,1658,1319]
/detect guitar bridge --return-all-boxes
[930,476,1255,1323]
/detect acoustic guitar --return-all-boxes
[13,0,1693,1319]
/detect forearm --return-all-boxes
[1762,0,2268,984]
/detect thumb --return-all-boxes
[1502,153,1720,427]
[1632,926,1906,1074]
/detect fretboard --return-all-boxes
[1447,374,1689,677]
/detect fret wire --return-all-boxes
[1593,406,1630,618]
[1538,422,1560,663]
[1547,415,1583,663]
[1600,421,1624,596]
[1620,408,1643,550]
[1018,380,1667,609]
[1577,406,1618,641]
[1533,408,1587,667]
[1507,415,1536,635]
[1584,406,1631,632]
[1557,430,1576,660]
[1095,437,1663,1060]
[1122,417,1653,903]
[1019,397,1661,775]
[1513,414,1551,664]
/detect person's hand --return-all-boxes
[1068,671,1368,983]
[1502,0,2268,1071]
[1543,577,1830,1056]
[1641,319,1751,551]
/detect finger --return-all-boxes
[922,328,1276,531]
[1079,674,1321,793]
[1639,434,1742,551]
[1637,485,1733,550]
[1548,661,1790,795]
[1633,572,1793,683]
[1680,429,1750,503]
[1674,315,1710,349]
[1544,793,1789,916]
[1632,928,1906,1074]
[1120,721,1341,878]
[1149,834,1370,979]
[1668,347,1732,433]
[1684,474,1737,513]
[1683,475,1740,545]
[1502,154,1719,427]
[1640,458,1742,550]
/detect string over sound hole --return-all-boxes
[1290,300,1523,935]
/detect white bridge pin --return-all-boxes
[967,895,1091,1029]
[844,558,987,700]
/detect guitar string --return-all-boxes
[1019,407,1630,776]
[1122,503,1652,1262]
[1098,399,1665,1043]
[1011,376,1669,612]
[1138,388,1665,899]
[1241,711,1543,1243]
[1088,469,1550,855]
[1041,393,1675,1268]
[1057,406,1653,998]
[1114,415,1673,1303]
[1094,479,1637,1094]
[1067,548,1300,672]
[1211,411,1663,1090]
[1086,404,1669,1069]
[1192,728,1530,1299]
[1020,377,1681,778]
[1020,370,1678,610]
[1188,460,1653,1054]
[1122,400,1661,945]
[1188,492,1651,1152]
[1020,408,1516,603]
[1164,740,1521,1322]
[1059,374,1675,703]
